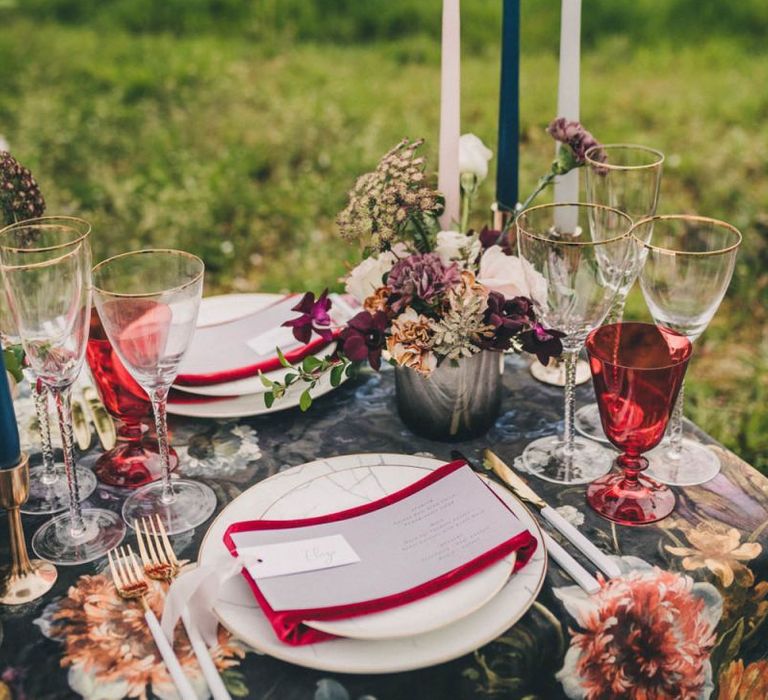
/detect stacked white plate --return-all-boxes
[168,294,347,419]
[197,453,547,674]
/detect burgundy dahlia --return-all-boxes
[387,252,460,313]
[339,311,388,371]
[282,289,333,344]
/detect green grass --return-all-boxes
[0,14,766,471]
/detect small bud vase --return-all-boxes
[394,350,504,441]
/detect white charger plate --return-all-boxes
[169,293,345,418]
[198,453,546,674]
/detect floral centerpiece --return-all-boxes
[265,121,602,439]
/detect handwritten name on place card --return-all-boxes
[240,534,361,579]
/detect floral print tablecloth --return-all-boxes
[1,355,766,700]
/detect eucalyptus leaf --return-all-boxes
[299,389,312,411]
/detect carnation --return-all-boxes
[387,252,460,313]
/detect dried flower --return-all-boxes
[388,252,460,313]
[387,307,436,375]
[0,151,45,225]
[339,310,388,370]
[430,290,494,361]
[336,139,443,251]
[282,290,333,344]
[547,118,606,167]
[363,285,393,315]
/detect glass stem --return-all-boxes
[605,293,627,326]
[52,384,85,538]
[31,377,58,485]
[150,386,175,504]
[562,350,578,457]
[668,381,685,459]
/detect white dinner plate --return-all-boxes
[198,453,546,674]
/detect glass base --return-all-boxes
[644,438,721,486]
[20,465,97,515]
[31,509,126,565]
[529,358,591,387]
[122,479,217,535]
[94,441,179,489]
[574,403,610,444]
[522,435,614,484]
[587,471,676,525]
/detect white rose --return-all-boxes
[344,251,397,302]
[459,133,493,182]
[434,230,480,268]
[477,245,547,306]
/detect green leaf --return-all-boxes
[264,392,275,408]
[330,363,345,387]
[710,617,745,677]
[258,371,274,389]
[299,389,312,411]
[2,345,24,383]
[276,347,291,368]
[284,372,298,386]
[302,355,323,372]
[221,670,250,697]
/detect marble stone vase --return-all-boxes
[394,350,504,441]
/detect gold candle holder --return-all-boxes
[0,453,57,604]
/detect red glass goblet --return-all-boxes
[86,309,178,488]
[585,322,692,525]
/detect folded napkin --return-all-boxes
[222,460,537,645]
[175,294,356,387]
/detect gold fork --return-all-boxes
[107,546,197,700]
[136,517,231,700]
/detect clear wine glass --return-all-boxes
[634,215,741,485]
[575,144,664,443]
[0,216,125,563]
[92,249,216,534]
[516,202,635,484]
[1,287,97,514]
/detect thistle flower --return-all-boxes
[336,139,443,251]
[387,252,460,313]
[0,151,46,225]
[429,290,494,361]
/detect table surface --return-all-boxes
[1,355,767,700]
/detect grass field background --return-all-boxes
[1,1,766,471]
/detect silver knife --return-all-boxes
[483,449,622,579]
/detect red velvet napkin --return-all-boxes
[223,459,538,646]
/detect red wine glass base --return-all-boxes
[586,471,676,525]
[94,441,179,489]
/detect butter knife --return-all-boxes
[71,397,93,451]
[482,449,622,579]
[82,386,117,451]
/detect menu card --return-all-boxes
[223,460,538,645]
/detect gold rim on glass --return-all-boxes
[631,214,742,256]
[0,216,91,254]
[92,248,204,298]
[515,201,634,247]
[585,144,665,171]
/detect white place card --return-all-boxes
[239,535,361,579]
[229,464,526,612]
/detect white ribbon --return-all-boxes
[161,552,262,647]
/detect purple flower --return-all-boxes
[481,292,535,350]
[519,322,565,365]
[339,311,388,370]
[387,252,460,312]
[478,226,513,255]
[282,289,333,344]
[547,118,605,165]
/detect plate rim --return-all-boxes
[197,453,547,674]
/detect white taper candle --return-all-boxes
[438,0,461,230]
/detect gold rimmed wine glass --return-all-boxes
[516,202,635,484]
[0,216,125,564]
[92,249,216,535]
[634,215,741,486]
[575,144,664,444]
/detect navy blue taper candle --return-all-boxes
[496,0,520,211]
[0,341,21,469]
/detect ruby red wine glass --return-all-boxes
[86,309,179,488]
[585,322,692,525]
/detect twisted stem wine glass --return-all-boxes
[516,202,634,484]
[0,216,125,563]
[575,144,664,443]
[634,215,741,485]
[92,249,216,534]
